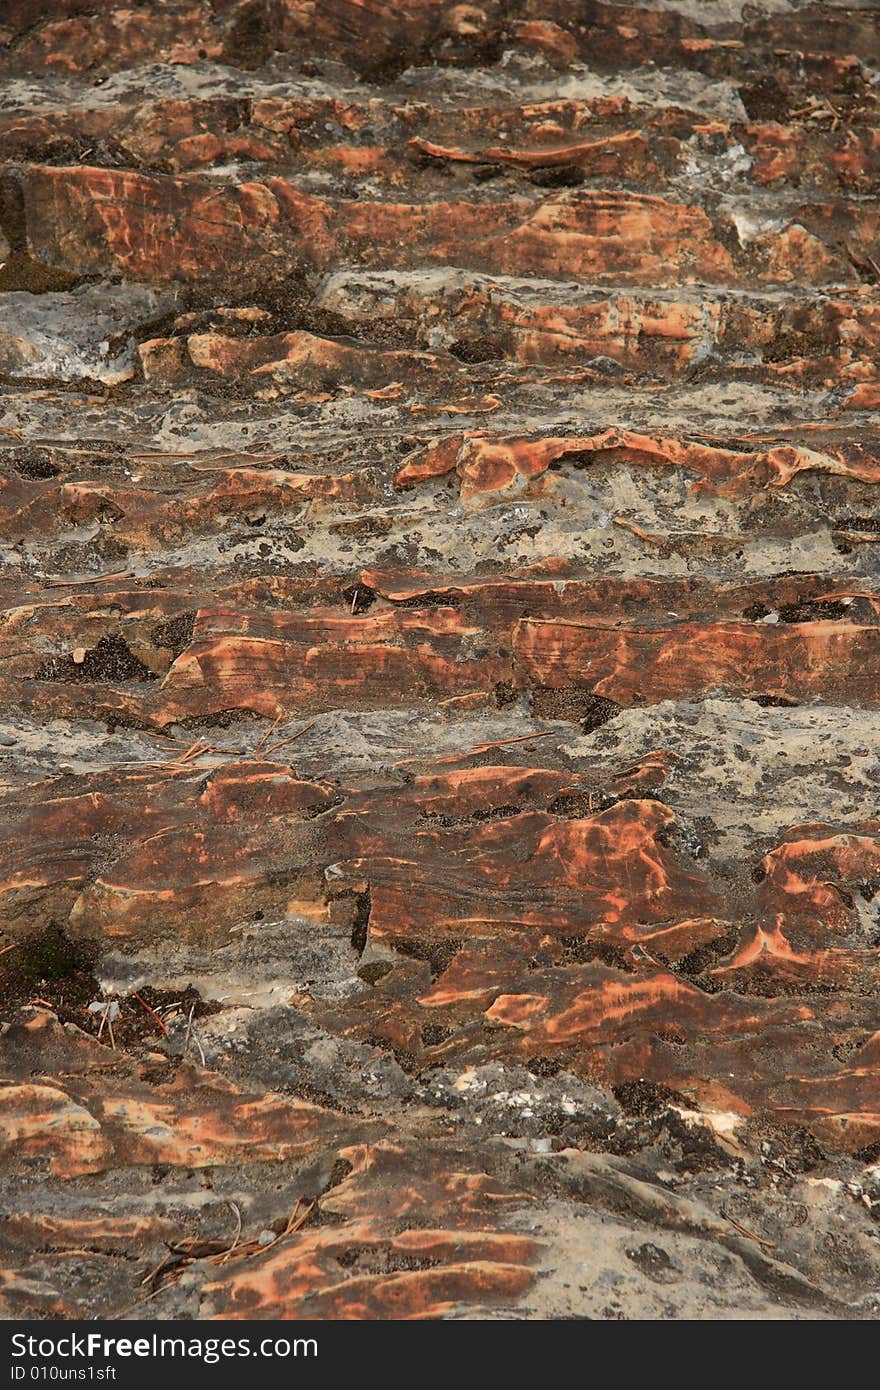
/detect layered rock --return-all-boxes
[1,0,879,1324]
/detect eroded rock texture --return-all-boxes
[1,0,879,1322]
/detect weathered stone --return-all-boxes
[2,0,880,1325]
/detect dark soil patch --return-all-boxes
[0,926,100,1024]
[625,1243,676,1282]
[5,447,62,480]
[0,931,218,1052]
[395,936,464,979]
[150,611,196,656]
[532,687,620,731]
[613,1081,692,1118]
[341,582,376,615]
[739,75,791,121]
[36,634,157,684]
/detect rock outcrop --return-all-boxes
[1,0,879,1322]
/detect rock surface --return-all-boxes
[0,0,879,1322]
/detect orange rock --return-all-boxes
[512,20,579,67]
[203,1140,538,1319]
[0,1012,338,1179]
[513,618,880,705]
[396,429,880,499]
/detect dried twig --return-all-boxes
[183,1003,195,1057]
[183,1003,206,1065]
[45,571,134,588]
[253,712,283,758]
[171,739,205,765]
[721,1211,775,1248]
[263,720,316,757]
[463,731,553,755]
[132,991,170,1038]
[613,516,663,545]
[140,1254,172,1289]
[159,740,222,773]
[93,995,117,1045]
[787,101,821,118]
[194,451,284,465]
[96,1001,117,1048]
[286,1200,315,1235]
[396,729,553,766]
[284,1198,302,1234]
[833,530,880,545]
[120,1281,177,1317]
[218,1203,243,1264]
[129,451,199,460]
[133,1196,318,1305]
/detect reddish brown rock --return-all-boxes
[749,123,880,191]
[0,1011,339,1178]
[0,557,877,728]
[6,0,879,91]
[408,130,657,180]
[0,762,336,942]
[0,1014,537,1318]
[303,944,880,1152]
[513,618,880,706]
[7,90,878,198]
[0,455,361,551]
[7,6,221,74]
[139,328,459,391]
[153,605,511,723]
[3,0,880,1324]
[16,165,874,292]
[714,823,880,995]
[203,1140,538,1319]
[329,796,719,948]
[396,429,880,499]
[767,1032,880,1152]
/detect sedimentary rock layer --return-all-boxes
[1,0,879,1323]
